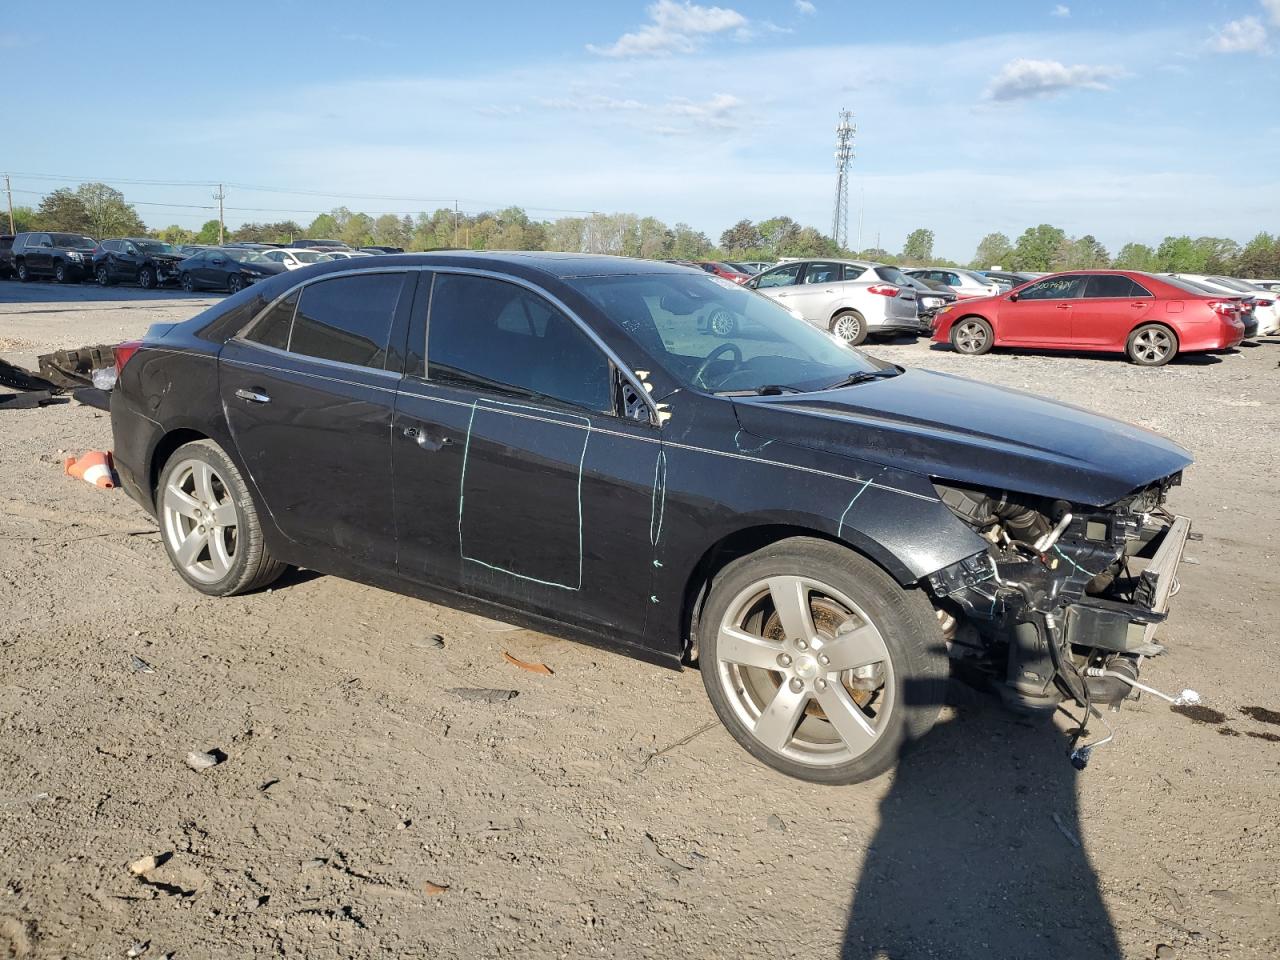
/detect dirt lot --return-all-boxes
[1,282,1278,960]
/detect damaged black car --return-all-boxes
[109,253,1193,784]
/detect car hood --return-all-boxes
[239,262,286,275]
[731,368,1192,506]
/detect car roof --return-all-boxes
[316,250,706,280]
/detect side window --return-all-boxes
[427,274,613,414]
[1085,275,1148,298]
[245,291,299,351]
[756,263,804,288]
[803,262,841,284]
[843,264,868,281]
[942,272,960,286]
[1018,275,1087,300]
[289,273,405,369]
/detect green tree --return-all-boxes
[787,226,838,258]
[900,228,934,265]
[670,222,712,260]
[1192,237,1240,275]
[1236,232,1280,278]
[636,216,673,259]
[1112,242,1158,272]
[339,212,375,248]
[970,232,1013,270]
[720,219,761,253]
[195,219,223,244]
[1064,234,1110,269]
[756,216,801,259]
[75,182,146,237]
[6,205,37,232]
[307,213,340,238]
[1155,235,1203,272]
[373,213,409,248]
[35,189,92,233]
[154,224,197,245]
[1010,224,1067,272]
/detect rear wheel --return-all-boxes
[53,262,67,284]
[96,265,114,286]
[950,316,993,355]
[830,310,868,346]
[157,440,288,596]
[137,266,156,290]
[1126,324,1177,366]
[16,261,29,282]
[698,538,947,784]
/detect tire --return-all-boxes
[137,266,156,290]
[16,261,29,282]
[54,262,67,284]
[698,537,947,784]
[707,308,738,337]
[180,272,195,293]
[950,316,994,355]
[227,274,244,294]
[830,310,868,346]
[97,265,114,287]
[156,440,288,596]
[1126,323,1177,367]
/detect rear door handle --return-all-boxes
[403,424,451,450]
[234,388,271,404]
[1056,303,1072,309]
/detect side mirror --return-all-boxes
[1008,292,1019,302]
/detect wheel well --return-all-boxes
[830,308,864,325]
[1127,320,1178,345]
[148,429,209,501]
[679,524,896,664]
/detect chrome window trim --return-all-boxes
[224,347,402,386]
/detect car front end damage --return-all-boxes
[924,474,1194,764]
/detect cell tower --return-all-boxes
[832,109,856,249]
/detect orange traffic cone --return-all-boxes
[65,450,116,489]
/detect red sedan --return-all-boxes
[931,270,1246,366]
[693,260,752,284]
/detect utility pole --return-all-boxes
[831,109,855,249]
[4,174,14,234]
[213,184,226,244]
[453,200,459,247]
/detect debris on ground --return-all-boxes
[129,656,155,675]
[0,357,60,392]
[72,387,112,411]
[185,750,224,772]
[642,833,693,874]
[447,688,519,703]
[1052,812,1081,848]
[0,390,67,410]
[502,651,554,675]
[128,853,171,876]
[36,344,117,389]
[126,940,149,957]
[427,634,446,649]
[423,881,450,896]
[64,450,116,489]
[767,814,787,832]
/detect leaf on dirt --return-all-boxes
[129,655,154,674]
[423,881,450,896]
[502,651,554,675]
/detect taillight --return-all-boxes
[114,340,143,375]
[1257,299,1274,307]
[1208,300,1236,316]
[867,284,900,297]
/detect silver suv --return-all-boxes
[747,259,922,344]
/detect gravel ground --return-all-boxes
[1,282,1278,960]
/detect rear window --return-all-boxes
[874,266,910,285]
[289,273,405,369]
[1160,275,1221,295]
[52,234,96,249]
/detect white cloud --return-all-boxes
[1210,16,1268,53]
[1263,0,1280,27]
[1051,4,1070,17]
[587,0,748,57]
[795,0,817,14]
[985,57,1122,100]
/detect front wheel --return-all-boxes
[698,538,947,784]
[16,262,29,282]
[707,308,738,337]
[1126,324,1177,366]
[830,310,868,345]
[227,274,244,294]
[157,440,288,596]
[950,316,993,355]
[137,266,156,290]
[97,265,114,286]
[54,262,67,284]
[180,272,195,293]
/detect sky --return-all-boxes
[2,0,1277,260]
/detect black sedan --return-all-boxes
[110,253,1193,784]
[92,238,187,289]
[177,247,285,293]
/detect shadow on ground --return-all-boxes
[841,688,1120,960]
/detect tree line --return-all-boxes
[10,181,1280,279]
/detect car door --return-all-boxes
[203,251,231,287]
[391,270,660,639]
[1073,274,1153,347]
[784,261,845,322]
[27,234,52,274]
[997,274,1085,345]
[118,240,143,279]
[750,262,806,308]
[219,269,414,571]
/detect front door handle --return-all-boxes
[403,424,452,451]
[234,388,271,404]
[1055,303,1072,310]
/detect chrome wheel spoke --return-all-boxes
[718,626,784,670]
[210,501,237,527]
[175,528,209,568]
[166,485,201,519]
[814,682,878,754]
[821,622,887,672]
[191,460,217,504]
[767,576,816,643]
[753,683,809,752]
[207,531,232,577]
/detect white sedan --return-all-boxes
[1170,274,1279,337]
[260,248,334,270]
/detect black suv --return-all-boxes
[0,235,14,279]
[92,238,187,289]
[12,232,98,283]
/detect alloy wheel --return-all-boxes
[708,309,737,337]
[139,267,155,290]
[954,320,988,353]
[97,266,109,286]
[834,315,862,342]
[54,263,66,283]
[228,275,243,293]
[181,273,194,292]
[161,459,239,584]
[1132,328,1172,364]
[714,575,895,767]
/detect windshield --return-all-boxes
[1161,275,1223,296]
[568,273,886,394]
[291,250,329,263]
[53,234,96,249]
[223,249,270,264]
[133,240,176,254]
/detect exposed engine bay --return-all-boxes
[925,475,1194,765]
